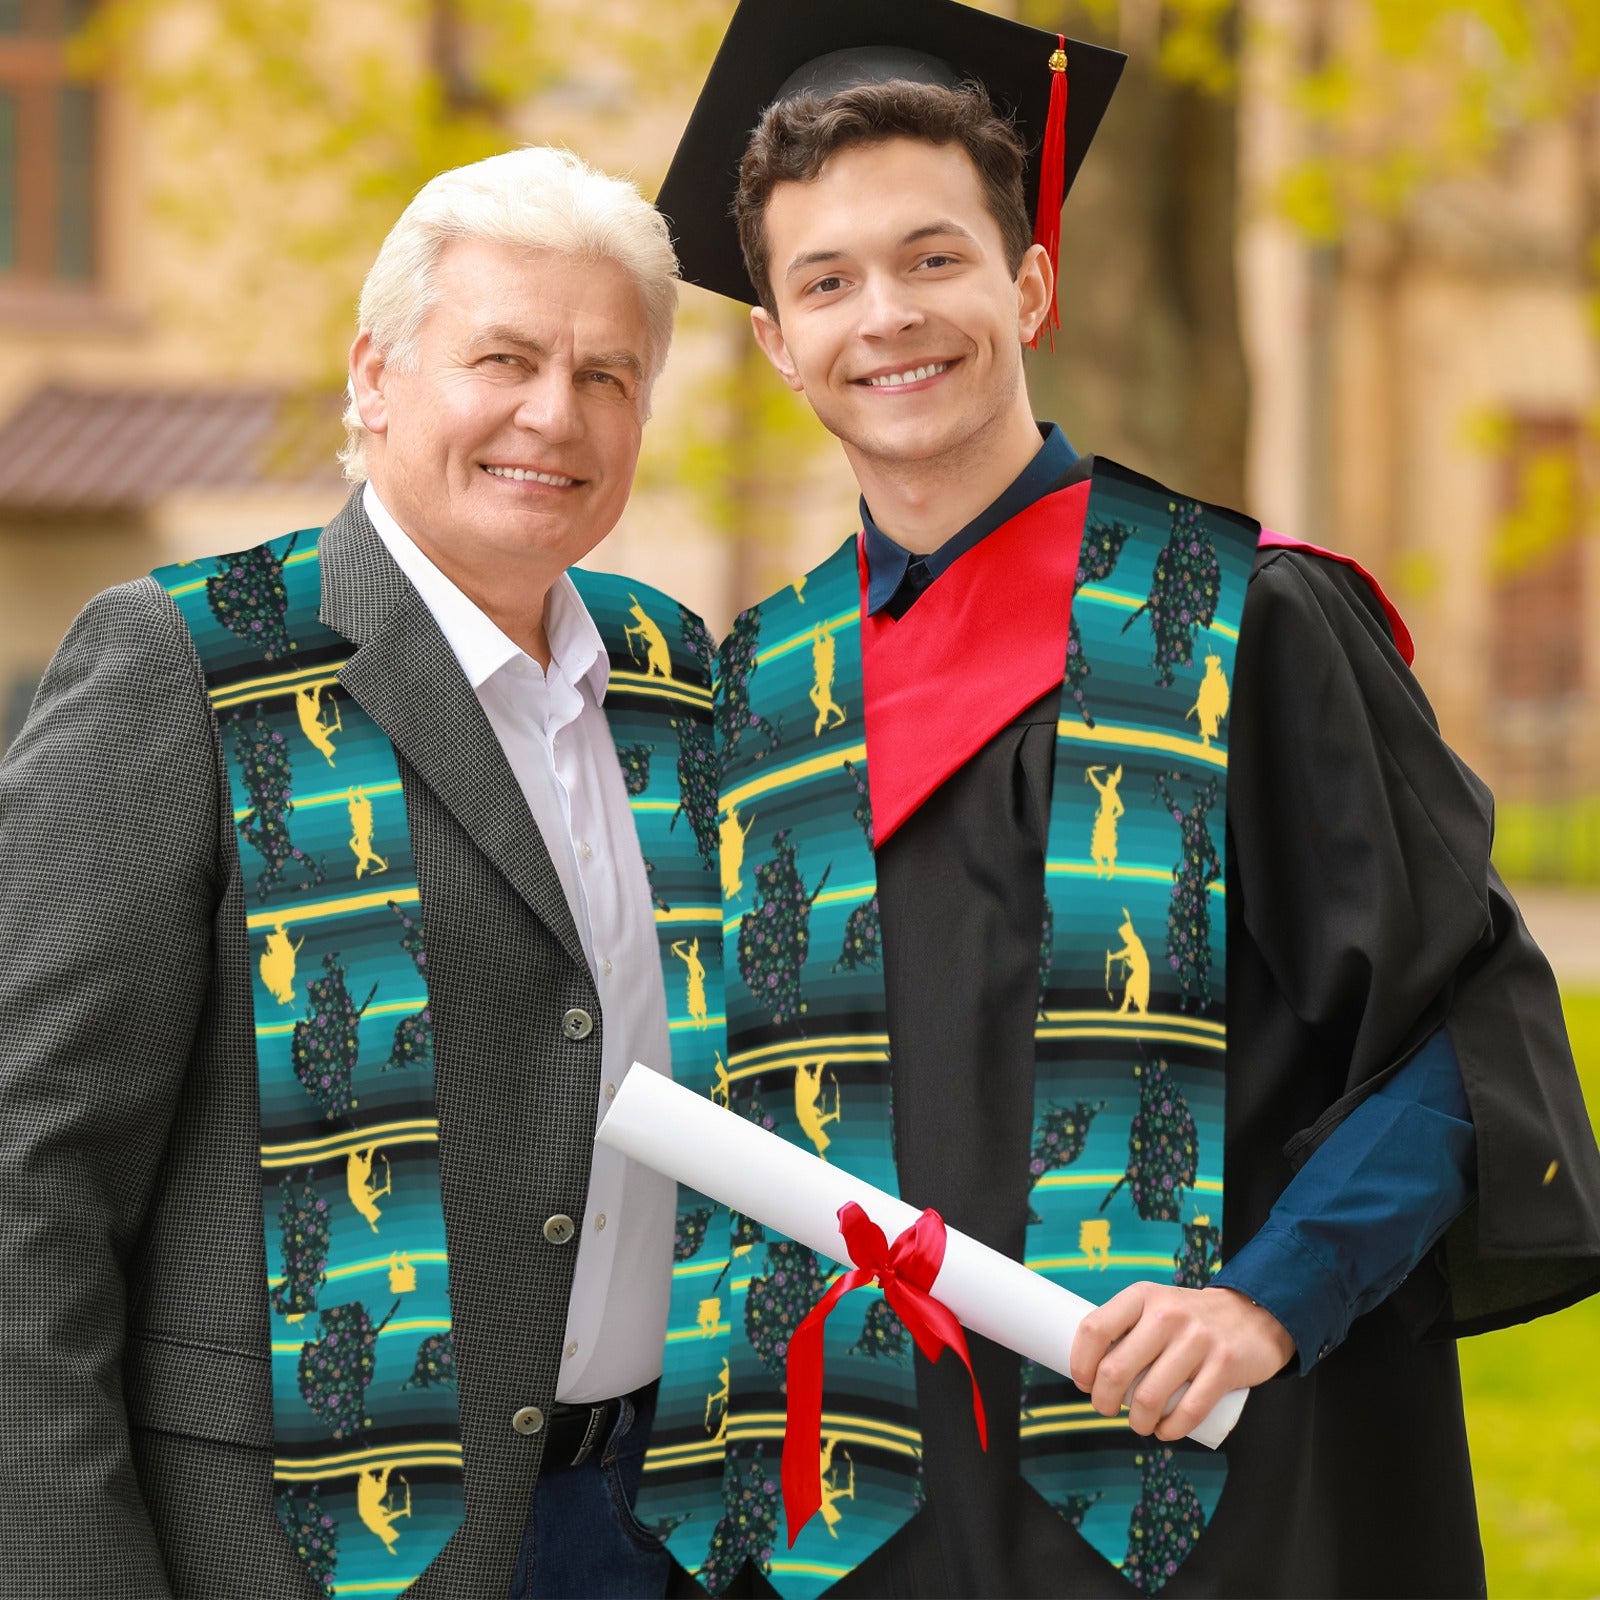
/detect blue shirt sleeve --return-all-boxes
[1212,1024,1476,1372]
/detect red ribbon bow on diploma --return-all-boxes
[782,1202,988,1547]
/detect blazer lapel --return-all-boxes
[316,491,589,973]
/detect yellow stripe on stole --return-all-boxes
[609,670,714,709]
[749,607,859,670]
[235,780,403,822]
[1046,859,1225,898]
[645,1410,921,1471]
[1034,1173,1222,1194]
[273,1441,463,1480]
[720,743,868,816]
[209,659,352,709]
[1075,583,1240,643]
[1056,719,1227,770]
[166,547,319,599]
[245,887,419,932]
[257,997,425,1038]
[268,1250,448,1290]
[261,1118,438,1167]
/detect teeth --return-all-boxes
[484,465,577,486]
[865,362,948,388]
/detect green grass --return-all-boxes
[1459,991,1600,1597]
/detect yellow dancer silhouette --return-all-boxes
[1187,653,1231,747]
[347,788,389,878]
[1085,765,1124,877]
[697,1296,722,1337]
[1079,1217,1112,1269]
[704,1356,731,1435]
[792,575,807,604]
[808,626,847,736]
[259,921,304,1005]
[710,1052,732,1109]
[347,1146,392,1233]
[623,594,672,678]
[388,1253,417,1294]
[294,680,342,765]
[794,1060,841,1159]
[1105,910,1150,1015]
[818,1438,856,1537]
[672,938,709,1030]
[720,806,756,901]
[356,1465,411,1554]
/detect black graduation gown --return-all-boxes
[814,543,1600,1599]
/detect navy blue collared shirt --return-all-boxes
[859,422,1477,1371]
[862,423,1078,618]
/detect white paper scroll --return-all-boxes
[598,1063,1246,1449]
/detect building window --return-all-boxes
[0,0,97,284]
[1490,416,1589,705]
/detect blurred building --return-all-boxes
[0,0,854,749]
[1239,0,1600,876]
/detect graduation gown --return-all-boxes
[703,482,1600,1599]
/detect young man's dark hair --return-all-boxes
[734,78,1032,316]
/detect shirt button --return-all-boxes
[512,1405,545,1436]
[603,1083,617,1101]
[602,959,614,976]
[594,1213,607,1232]
[581,841,594,860]
[564,1341,579,1360]
[544,1214,576,1246]
[561,1008,593,1041]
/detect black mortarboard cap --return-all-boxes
[657,0,1127,310]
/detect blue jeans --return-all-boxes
[508,1389,671,1599]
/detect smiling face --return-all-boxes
[750,137,1050,479]
[352,236,652,594]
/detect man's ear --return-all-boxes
[349,330,390,436]
[750,305,804,393]
[1015,243,1054,346]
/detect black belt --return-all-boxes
[542,1379,658,1469]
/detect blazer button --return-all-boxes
[511,1405,545,1436]
[543,1214,576,1246]
[561,1007,594,1041]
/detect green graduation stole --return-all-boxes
[643,461,1258,1597]
[157,533,462,1597]
[562,570,730,1457]
[158,542,728,1597]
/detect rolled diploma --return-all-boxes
[599,1063,1245,1449]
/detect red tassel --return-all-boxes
[1029,37,1069,352]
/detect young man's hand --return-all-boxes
[1069,1284,1296,1442]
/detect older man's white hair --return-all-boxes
[340,145,679,482]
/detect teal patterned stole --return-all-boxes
[646,461,1260,1597]
[157,533,462,1598]
[157,542,724,1598]
[564,571,736,1556]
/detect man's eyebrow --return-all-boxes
[901,220,979,248]
[582,349,647,379]
[467,327,644,378]
[468,325,550,354]
[783,220,980,281]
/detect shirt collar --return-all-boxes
[861,422,1077,616]
[361,481,608,701]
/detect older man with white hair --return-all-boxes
[0,146,717,1600]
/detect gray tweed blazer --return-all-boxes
[0,493,650,1598]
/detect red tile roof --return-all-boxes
[0,386,347,512]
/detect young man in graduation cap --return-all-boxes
[634,2,1600,1595]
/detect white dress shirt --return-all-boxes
[364,483,674,1403]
